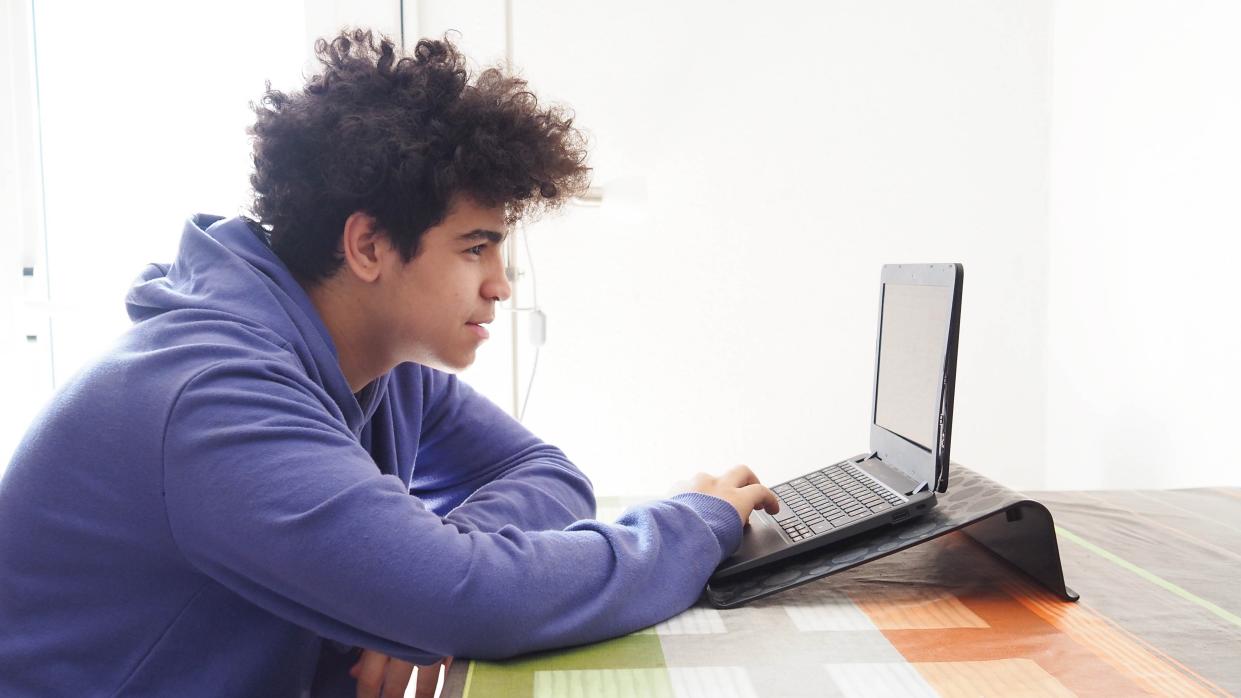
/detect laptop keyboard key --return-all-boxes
[809,521,834,535]
[771,506,797,522]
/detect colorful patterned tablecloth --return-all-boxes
[442,486,1241,697]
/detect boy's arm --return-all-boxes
[163,360,744,664]
[407,365,596,533]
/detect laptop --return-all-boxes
[711,262,963,581]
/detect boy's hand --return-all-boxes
[679,465,780,525]
[351,649,452,698]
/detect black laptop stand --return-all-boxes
[704,464,1078,608]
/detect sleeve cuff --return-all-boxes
[670,492,744,564]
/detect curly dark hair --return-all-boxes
[246,29,591,285]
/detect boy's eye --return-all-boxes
[467,244,486,256]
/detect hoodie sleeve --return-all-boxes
[409,366,596,533]
[161,359,743,664]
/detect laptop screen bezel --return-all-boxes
[868,263,963,493]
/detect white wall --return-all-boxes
[0,0,399,471]
[1045,0,1241,489]
[428,0,1055,494]
[9,1,1236,493]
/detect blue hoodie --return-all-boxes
[0,214,742,697]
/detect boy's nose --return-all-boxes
[487,264,512,302]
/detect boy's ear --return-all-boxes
[340,212,386,283]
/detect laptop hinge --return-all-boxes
[854,454,924,499]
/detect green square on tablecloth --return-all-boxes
[463,630,668,698]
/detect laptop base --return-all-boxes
[704,464,1078,608]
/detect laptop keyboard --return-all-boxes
[769,462,906,541]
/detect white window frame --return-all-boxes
[1,0,53,469]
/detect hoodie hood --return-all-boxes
[125,214,387,430]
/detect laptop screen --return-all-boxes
[874,282,953,452]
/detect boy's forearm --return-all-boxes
[437,453,597,534]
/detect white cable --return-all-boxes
[523,217,538,308]
[519,346,540,422]
[517,222,544,422]
[503,221,545,423]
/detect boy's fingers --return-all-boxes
[382,658,415,698]
[414,659,445,698]
[740,483,779,514]
[353,650,387,698]
[724,464,759,487]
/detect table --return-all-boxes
[441,486,1241,697]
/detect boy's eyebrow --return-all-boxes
[456,229,508,244]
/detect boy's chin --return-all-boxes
[413,351,474,375]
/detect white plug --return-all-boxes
[529,310,547,346]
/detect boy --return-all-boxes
[0,30,776,697]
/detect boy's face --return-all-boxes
[376,197,511,373]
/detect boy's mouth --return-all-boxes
[466,320,491,340]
